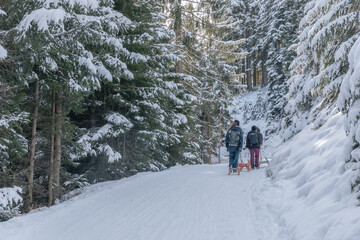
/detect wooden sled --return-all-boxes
[228,160,252,175]
[259,156,270,167]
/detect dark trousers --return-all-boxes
[229,151,239,168]
[249,148,260,168]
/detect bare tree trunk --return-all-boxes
[27,78,39,210]
[122,0,126,12]
[253,61,257,87]
[208,115,211,164]
[53,90,62,201]
[246,56,252,91]
[90,107,96,127]
[117,0,127,38]
[175,0,182,73]
[218,110,222,164]
[242,59,246,85]
[175,0,182,43]
[123,133,126,161]
[245,21,252,91]
[48,88,55,207]
[261,49,268,86]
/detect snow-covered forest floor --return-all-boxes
[1,90,360,240]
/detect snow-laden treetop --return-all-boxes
[41,0,111,12]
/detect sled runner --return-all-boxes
[259,156,270,167]
[228,167,240,175]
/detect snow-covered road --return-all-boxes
[0,163,290,240]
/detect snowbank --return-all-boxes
[230,89,360,239]
[268,110,360,240]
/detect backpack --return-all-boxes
[228,129,240,147]
[249,132,259,145]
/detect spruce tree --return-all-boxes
[7,0,133,205]
[283,0,360,139]
[69,0,200,182]
[257,0,307,135]
[0,3,29,189]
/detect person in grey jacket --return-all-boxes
[225,120,243,169]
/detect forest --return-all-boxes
[1,0,360,221]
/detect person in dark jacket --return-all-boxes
[246,125,263,169]
[225,120,243,169]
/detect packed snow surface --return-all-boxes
[1,159,359,240]
[0,164,288,240]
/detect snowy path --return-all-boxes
[0,164,290,240]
